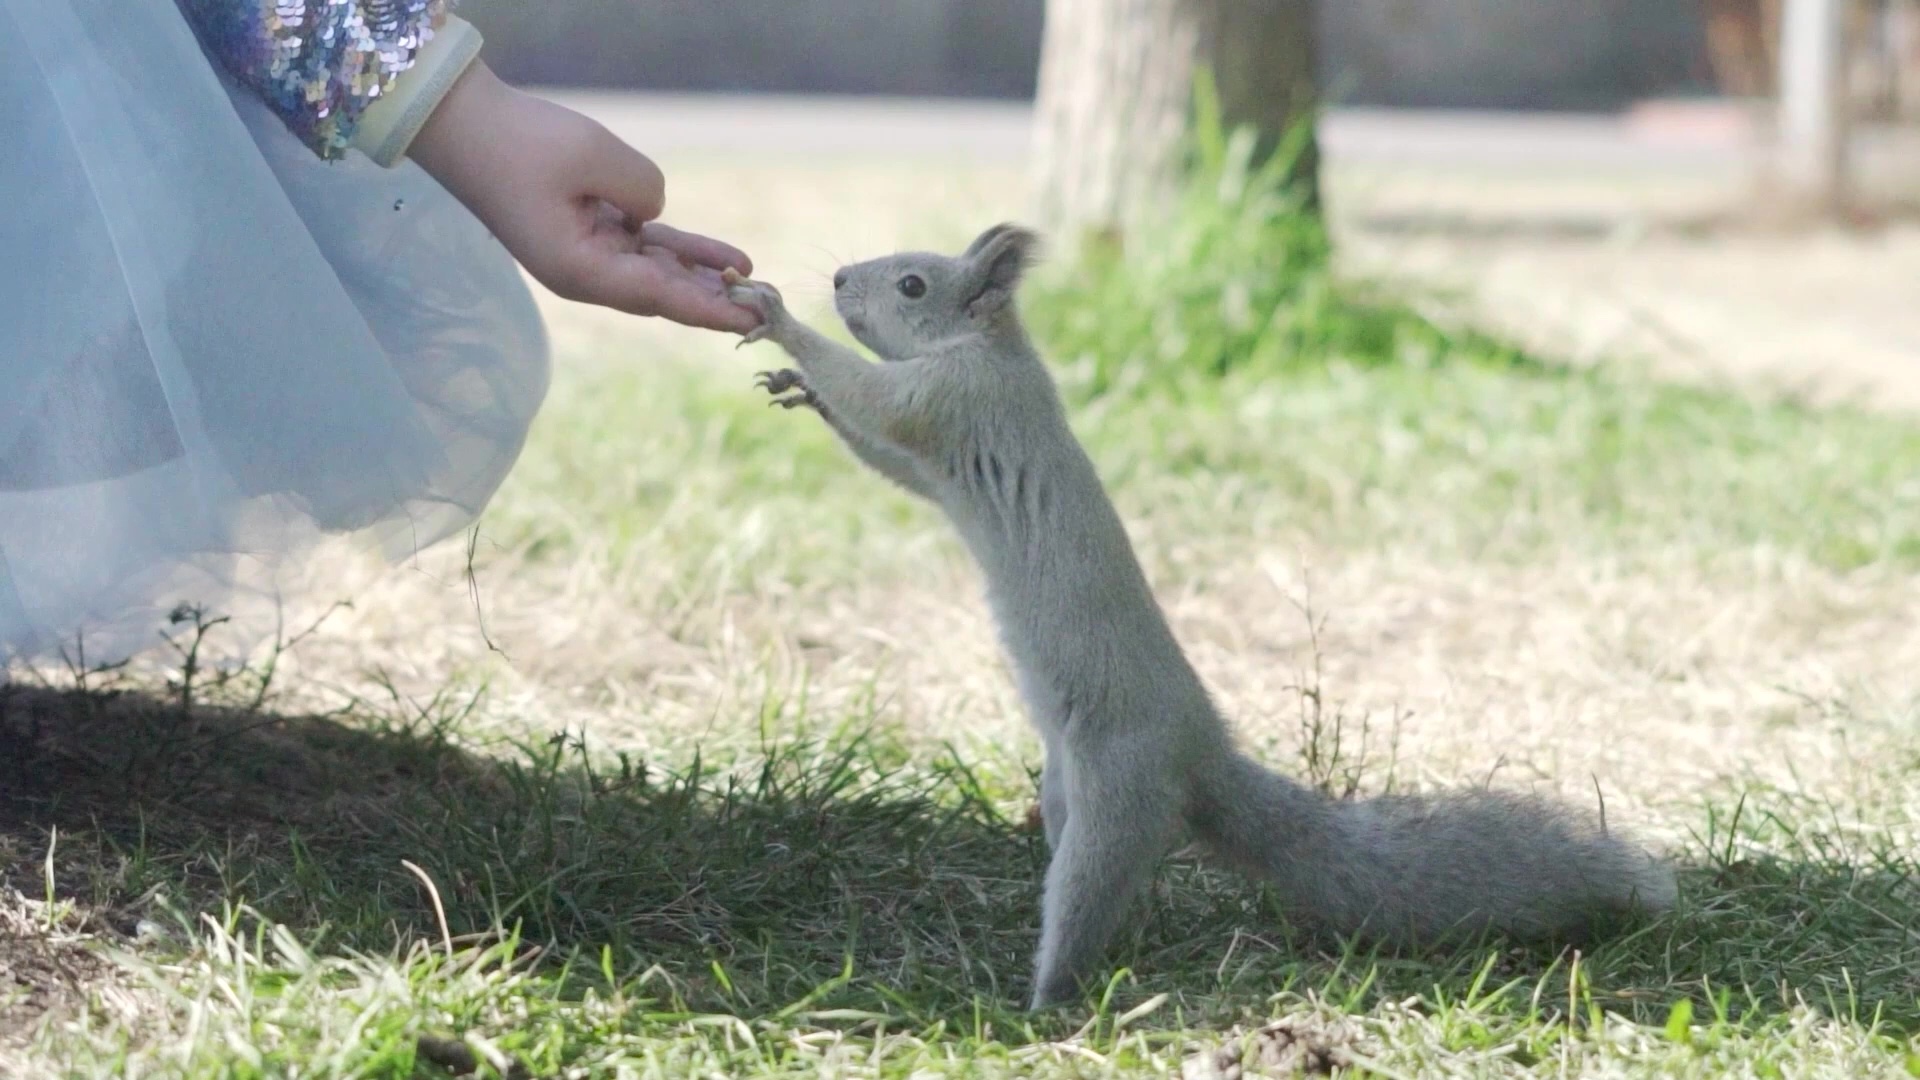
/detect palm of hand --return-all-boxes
[580,199,752,331]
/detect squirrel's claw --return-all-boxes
[756,368,806,395]
[752,368,817,411]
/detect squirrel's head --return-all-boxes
[832,223,1041,361]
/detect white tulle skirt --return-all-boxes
[1,0,550,669]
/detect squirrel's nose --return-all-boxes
[832,268,849,290]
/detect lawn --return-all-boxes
[4,143,1920,1078]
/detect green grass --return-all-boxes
[6,685,1920,1077]
[8,348,1919,1073]
[7,126,1920,1076]
[481,118,1920,592]
[485,348,1920,601]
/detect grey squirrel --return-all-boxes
[720,225,1677,1010]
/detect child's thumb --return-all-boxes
[588,133,666,224]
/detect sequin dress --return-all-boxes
[0,0,551,668]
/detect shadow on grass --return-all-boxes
[2,683,1917,1040]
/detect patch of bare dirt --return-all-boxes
[0,889,115,1053]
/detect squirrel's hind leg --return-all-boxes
[1038,739,1070,852]
[1027,769,1182,1009]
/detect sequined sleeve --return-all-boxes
[182,0,455,161]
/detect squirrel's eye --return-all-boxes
[897,275,927,299]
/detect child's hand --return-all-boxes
[410,61,758,333]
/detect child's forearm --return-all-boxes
[403,57,513,205]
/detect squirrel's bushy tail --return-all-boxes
[1190,752,1677,946]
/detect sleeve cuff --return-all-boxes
[350,14,485,169]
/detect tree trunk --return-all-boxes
[1702,0,1781,98]
[1772,0,1851,215]
[1030,0,1321,247]
[1209,0,1321,213]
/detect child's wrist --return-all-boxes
[350,13,486,169]
[406,56,517,220]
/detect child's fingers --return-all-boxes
[638,223,753,275]
[596,250,762,333]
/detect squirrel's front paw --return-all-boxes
[723,267,787,345]
[754,368,819,411]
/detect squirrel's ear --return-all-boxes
[963,224,1041,319]
[962,223,1017,259]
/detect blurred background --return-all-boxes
[459,0,1823,110]
[461,0,1920,411]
